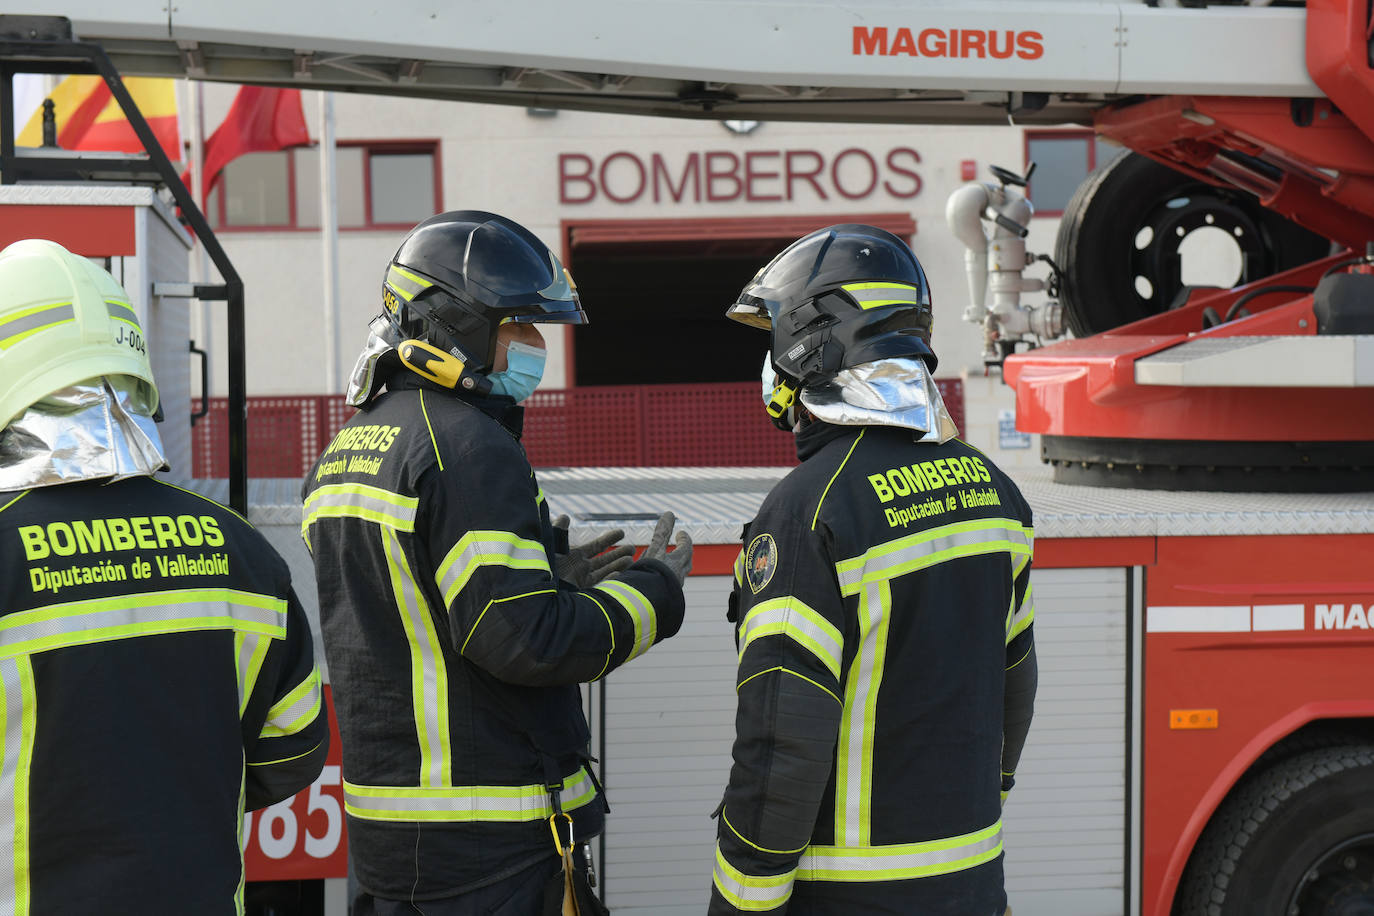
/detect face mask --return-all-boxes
[488,341,546,403]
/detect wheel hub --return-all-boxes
[1290,835,1374,915]
[1128,191,1269,312]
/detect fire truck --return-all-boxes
[2,2,1373,913]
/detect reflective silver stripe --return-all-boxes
[1008,584,1034,643]
[105,300,140,327]
[594,579,656,661]
[436,531,551,606]
[0,589,287,658]
[0,303,74,347]
[344,766,597,823]
[0,656,35,916]
[737,597,842,680]
[383,527,451,788]
[841,283,923,308]
[798,822,1003,882]
[262,668,323,737]
[836,519,1033,597]
[301,484,417,535]
[713,844,794,912]
[836,580,888,846]
[235,632,268,716]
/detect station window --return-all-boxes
[1024,130,1124,217]
[212,141,440,230]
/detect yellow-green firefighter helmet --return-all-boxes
[0,239,158,432]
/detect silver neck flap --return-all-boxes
[0,377,168,490]
[799,357,958,443]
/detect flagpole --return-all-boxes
[319,90,340,394]
[189,80,212,391]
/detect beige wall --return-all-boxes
[196,87,1070,467]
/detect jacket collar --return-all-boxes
[382,369,525,440]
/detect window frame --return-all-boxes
[1022,128,1100,219]
[209,139,442,232]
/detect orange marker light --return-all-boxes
[1170,709,1219,730]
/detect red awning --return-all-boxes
[567,212,916,254]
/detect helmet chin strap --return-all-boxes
[765,378,799,431]
[398,338,493,395]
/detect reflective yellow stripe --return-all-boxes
[235,770,246,914]
[841,281,923,310]
[386,264,432,301]
[462,588,557,656]
[0,301,74,349]
[344,766,597,823]
[836,580,890,847]
[301,483,418,540]
[1,657,36,915]
[234,632,271,717]
[736,666,841,705]
[798,822,1003,882]
[594,579,657,662]
[261,667,323,738]
[813,429,865,530]
[436,530,551,606]
[581,591,617,681]
[0,588,287,658]
[733,550,745,587]
[384,527,451,788]
[721,808,807,856]
[738,597,842,680]
[835,519,1033,598]
[713,844,795,911]
[419,389,444,471]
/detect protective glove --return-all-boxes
[638,511,693,586]
[552,515,635,589]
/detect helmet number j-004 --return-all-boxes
[114,324,146,355]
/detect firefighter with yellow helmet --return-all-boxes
[0,239,327,912]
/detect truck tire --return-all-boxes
[1177,745,1374,916]
[1054,152,1331,337]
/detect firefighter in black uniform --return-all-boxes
[0,239,327,913]
[302,211,692,914]
[710,225,1038,916]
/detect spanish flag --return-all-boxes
[17,76,180,161]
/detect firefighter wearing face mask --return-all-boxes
[709,225,1038,916]
[0,239,327,913]
[301,210,692,914]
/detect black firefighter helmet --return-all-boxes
[379,210,586,391]
[726,223,935,429]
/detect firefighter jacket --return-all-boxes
[0,475,327,915]
[301,374,686,900]
[710,421,1037,916]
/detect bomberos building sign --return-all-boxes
[558,147,923,205]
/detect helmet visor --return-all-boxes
[507,263,587,324]
[725,294,777,330]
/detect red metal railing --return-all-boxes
[190,380,964,478]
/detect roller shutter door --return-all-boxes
[597,567,1131,914]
